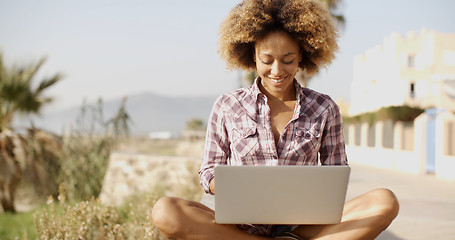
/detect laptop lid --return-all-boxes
[214,165,350,224]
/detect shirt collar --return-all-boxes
[294,80,304,120]
[251,77,262,101]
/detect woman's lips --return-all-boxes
[269,76,287,83]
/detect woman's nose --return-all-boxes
[271,61,283,75]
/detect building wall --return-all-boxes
[350,29,455,116]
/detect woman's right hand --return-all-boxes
[209,178,215,194]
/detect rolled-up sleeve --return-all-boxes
[199,96,230,194]
[319,100,348,166]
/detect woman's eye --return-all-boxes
[283,59,294,64]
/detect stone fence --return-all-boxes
[99,152,201,206]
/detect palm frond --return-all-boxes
[21,58,46,85]
[0,54,62,130]
[35,73,62,95]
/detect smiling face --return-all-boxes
[254,31,302,100]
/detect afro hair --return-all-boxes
[218,0,339,76]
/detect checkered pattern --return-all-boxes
[198,78,348,236]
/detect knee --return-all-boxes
[372,188,400,215]
[370,188,400,228]
[151,197,173,229]
[151,197,183,236]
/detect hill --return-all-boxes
[16,92,218,136]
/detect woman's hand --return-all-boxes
[209,178,215,194]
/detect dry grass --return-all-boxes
[34,190,165,240]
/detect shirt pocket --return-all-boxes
[231,125,260,160]
[290,126,321,162]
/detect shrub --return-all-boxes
[34,186,166,240]
[33,160,202,240]
[343,105,424,124]
[58,98,130,201]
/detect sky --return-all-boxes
[1,0,454,113]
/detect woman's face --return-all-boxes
[254,31,301,99]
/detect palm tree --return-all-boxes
[0,53,62,212]
[295,0,345,87]
[320,0,345,28]
[0,54,61,130]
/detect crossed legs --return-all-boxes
[293,188,399,239]
[151,188,399,240]
[151,196,269,240]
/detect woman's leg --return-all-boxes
[292,188,399,240]
[151,197,271,240]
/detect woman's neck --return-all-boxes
[258,78,297,102]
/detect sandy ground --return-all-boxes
[347,163,455,240]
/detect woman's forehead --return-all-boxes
[255,31,300,56]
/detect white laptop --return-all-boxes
[214,165,350,224]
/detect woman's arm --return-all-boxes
[198,96,230,194]
[319,99,348,165]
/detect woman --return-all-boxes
[152,0,399,239]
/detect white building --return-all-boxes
[350,28,455,116]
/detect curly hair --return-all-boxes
[218,0,339,76]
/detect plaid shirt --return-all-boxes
[199,78,348,236]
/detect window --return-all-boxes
[382,120,394,149]
[407,54,415,68]
[401,122,414,151]
[343,124,350,145]
[354,123,361,146]
[446,122,455,156]
[367,124,376,147]
[410,82,415,98]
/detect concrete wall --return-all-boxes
[345,111,455,181]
